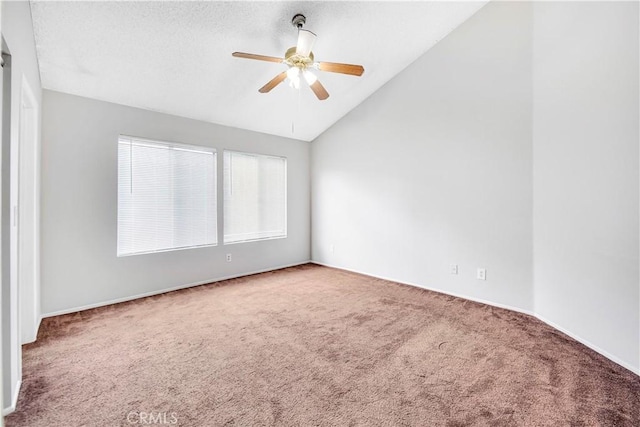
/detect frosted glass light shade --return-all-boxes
[296,29,316,57]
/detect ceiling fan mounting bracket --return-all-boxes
[291,14,306,29]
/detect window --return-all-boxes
[223,151,287,244]
[117,136,217,256]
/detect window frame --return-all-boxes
[222,149,288,245]
[117,134,218,257]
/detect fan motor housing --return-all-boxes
[284,47,314,69]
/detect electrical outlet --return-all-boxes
[226,254,232,262]
[329,244,335,254]
[477,268,486,280]
[450,264,458,275]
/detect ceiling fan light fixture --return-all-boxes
[231,13,364,101]
[296,29,317,57]
[286,66,301,89]
[303,70,317,85]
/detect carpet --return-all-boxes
[5,264,640,426]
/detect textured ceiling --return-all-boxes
[30,1,488,142]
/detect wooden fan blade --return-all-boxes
[309,80,329,100]
[232,52,284,64]
[259,72,288,93]
[317,62,364,76]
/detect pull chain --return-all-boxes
[291,85,302,135]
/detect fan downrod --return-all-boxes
[291,14,306,29]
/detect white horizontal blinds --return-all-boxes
[224,151,287,243]
[117,136,217,256]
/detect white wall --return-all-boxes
[0,2,4,424]
[1,0,43,413]
[312,1,639,374]
[16,74,40,346]
[533,2,639,373]
[41,90,310,315]
[312,2,534,312]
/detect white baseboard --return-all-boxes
[311,261,534,316]
[39,259,639,376]
[311,261,639,376]
[534,313,639,376]
[3,379,21,416]
[21,315,42,345]
[42,261,312,319]
[35,314,42,340]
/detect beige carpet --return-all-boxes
[6,264,640,426]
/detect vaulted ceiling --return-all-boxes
[30,1,488,142]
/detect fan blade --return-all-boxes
[316,61,364,76]
[296,29,317,57]
[232,52,284,64]
[309,80,329,100]
[259,71,288,93]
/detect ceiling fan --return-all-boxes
[232,14,364,101]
